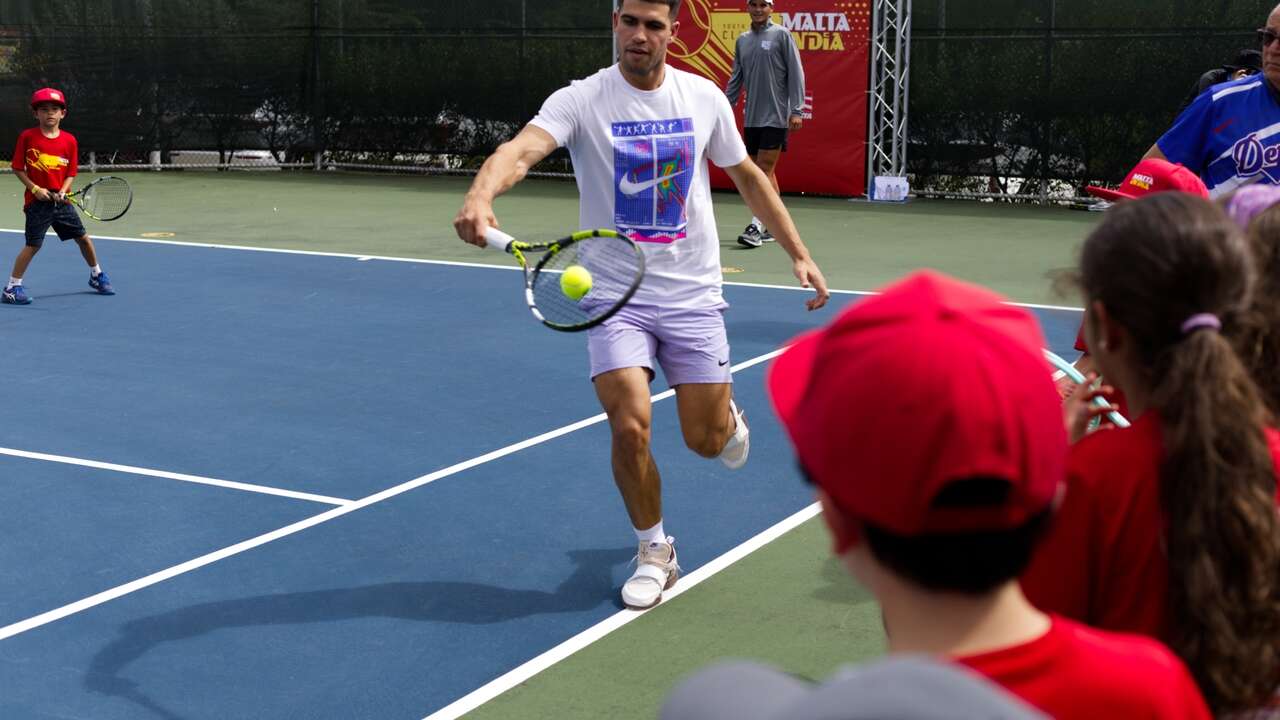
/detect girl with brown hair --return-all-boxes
[1224,184,1280,421]
[1021,192,1280,715]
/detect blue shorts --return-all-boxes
[587,303,733,386]
[24,200,86,248]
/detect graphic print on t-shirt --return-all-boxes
[1228,131,1280,185]
[26,147,69,173]
[612,118,695,243]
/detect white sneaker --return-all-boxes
[718,399,750,469]
[621,538,679,610]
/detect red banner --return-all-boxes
[668,0,870,197]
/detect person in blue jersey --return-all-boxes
[1146,4,1280,197]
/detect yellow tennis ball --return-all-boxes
[560,265,593,301]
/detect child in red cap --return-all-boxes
[1021,193,1280,716]
[767,270,1210,719]
[3,87,114,305]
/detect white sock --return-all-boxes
[751,216,764,230]
[635,520,666,545]
[90,265,102,277]
[6,277,20,289]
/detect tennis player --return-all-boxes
[725,0,805,248]
[3,88,113,306]
[454,0,830,609]
[763,270,1211,718]
[1020,193,1280,716]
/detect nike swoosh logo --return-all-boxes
[718,359,729,366]
[618,168,690,196]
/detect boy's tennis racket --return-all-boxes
[483,227,644,332]
[1043,349,1130,428]
[62,176,132,221]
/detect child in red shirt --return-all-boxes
[3,87,114,305]
[766,271,1211,719]
[1021,193,1280,716]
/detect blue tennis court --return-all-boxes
[0,231,1083,719]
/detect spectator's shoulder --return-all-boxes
[1059,620,1198,692]
[1205,74,1266,103]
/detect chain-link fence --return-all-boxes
[1,1,1268,200]
[0,0,611,173]
[909,0,1263,201]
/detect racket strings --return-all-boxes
[530,237,642,328]
[80,179,131,219]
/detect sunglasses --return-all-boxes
[1258,28,1280,47]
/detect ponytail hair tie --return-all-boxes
[1180,313,1221,335]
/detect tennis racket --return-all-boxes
[483,227,645,332]
[1043,349,1130,428]
[61,176,132,221]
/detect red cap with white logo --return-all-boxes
[30,88,67,109]
[1085,158,1207,202]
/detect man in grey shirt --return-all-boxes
[725,0,805,248]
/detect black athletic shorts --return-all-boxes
[744,126,789,155]
[24,200,85,248]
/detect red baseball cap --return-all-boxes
[767,271,1066,536]
[1085,158,1208,202]
[30,88,67,109]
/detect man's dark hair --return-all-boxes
[617,0,682,20]
[860,478,1052,595]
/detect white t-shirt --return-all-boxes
[530,64,749,309]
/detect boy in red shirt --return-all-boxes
[766,271,1211,719]
[3,87,113,305]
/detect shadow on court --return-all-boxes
[83,548,631,720]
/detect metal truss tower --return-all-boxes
[865,0,912,196]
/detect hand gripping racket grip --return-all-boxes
[483,227,515,252]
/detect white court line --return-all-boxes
[0,229,1085,312]
[422,502,822,720]
[0,349,787,644]
[0,446,351,506]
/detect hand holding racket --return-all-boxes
[60,176,133,221]
[483,227,645,332]
[1043,349,1130,433]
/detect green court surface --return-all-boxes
[19,170,1097,307]
[4,170,1094,718]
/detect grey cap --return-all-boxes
[660,656,1046,720]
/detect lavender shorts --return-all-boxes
[587,303,732,385]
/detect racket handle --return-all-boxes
[483,227,515,252]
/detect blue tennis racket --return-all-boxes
[1044,349,1130,428]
